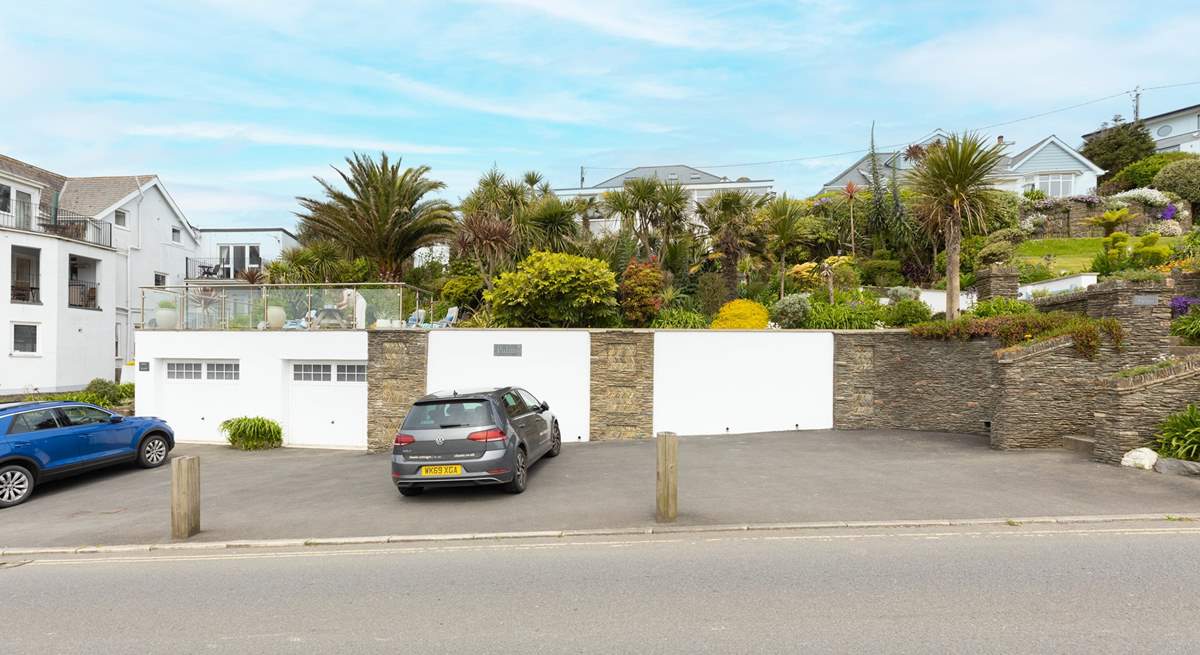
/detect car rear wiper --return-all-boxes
[439,423,468,428]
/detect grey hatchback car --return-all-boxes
[391,387,561,496]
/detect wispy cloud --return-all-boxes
[381,73,610,125]
[125,122,465,154]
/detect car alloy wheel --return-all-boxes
[506,449,527,494]
[0,468,31,506]
[142,437,168,467]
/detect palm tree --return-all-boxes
[453,212,514,290]
[761,194,807,300]
[908,132,1006,319]
[296,152,454,281]
[696,189,768,301]
[840,181,862,257]
[655,182,690,267]
[523,195,580,253]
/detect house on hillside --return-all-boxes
[1,154,333,396]
[823,131,1104,198]
[1082,105,1200,154]
[554,165,774,233]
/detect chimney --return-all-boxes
[997,135,1005,145]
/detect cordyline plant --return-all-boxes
[908,311,1123,359]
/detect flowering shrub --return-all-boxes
[1141,219,1183,237]
[1067,194,1103,207]
[769,294,811,329]
[1170,296,1200,319]
[710,299,770,329]
[1111,187,1170,208]
[617,259,664,326]
[1032,197,1065,211]
[1160,203,1179,220]
[1172,306,1200,344]
[909,312,1123,359]
[1019,213,1047,234]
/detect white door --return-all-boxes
[285,362,367,449]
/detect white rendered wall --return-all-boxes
[1018,273,1098,300]
[652,331,834,436]
[425,330,591,442]
[196,228,298,262]
[135,331,367,448]
[917,288,975,314]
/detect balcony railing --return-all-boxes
[138,283,442,331]
[68,279,100,309]
[11,281,40,304]
[185,257,269,281]
[0,199,112,248]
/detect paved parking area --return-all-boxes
[4,430,1199,548]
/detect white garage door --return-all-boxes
[426,331,591,442]
[653,331,834,436]
[285,361,368,449]
[159,360,242,444]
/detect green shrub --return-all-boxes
[84,378,132,406]
[1171,306,1200,344]
[220,416,283,451]
[857,259,902,286]
[1154,404,1200,461]
[650,307,710,329]
[1109,268,1165,283]
[909,311,1122,359]
[770,294,811,329]
[1110,152,1199,191]
[806,301,881,329]
[1091,232,1133,275]
[457,306,498,328]
[1130,233,1172,269]
[831,262,862,290]
[618,260,665,327]
[1153,159,1200,206]
[26,391,112,408]
[440,275,484,308]
[886,299,932,326]
[886,286,921,302]
[487,251,618,328]
[976,241,1015,266]
[970,297,1035,318]
[711,299,769,329]
[1018,260,1055,283]
[696,272,726,316]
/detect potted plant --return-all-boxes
[155,300,178,330]
[266,305,287,329]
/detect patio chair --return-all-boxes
[434,306,459,328]
[405,309,426,328]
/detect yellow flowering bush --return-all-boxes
[710,299,770,329]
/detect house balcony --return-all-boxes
[185,257,270,281]
[68,279,100,309]
[0,198,112,248]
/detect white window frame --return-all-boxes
[293,363,332,382]
[1036,174,1074,198]
[336,363,367,382]
[206,361,240,381]
[292,361,366,383]
[11,322,38,356]
[154,272,168,287]
[166,361,203,380]
[171,227,182,243]
[217,243,263,279]
[114,209,128,229]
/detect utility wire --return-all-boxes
[582,81,1197,174]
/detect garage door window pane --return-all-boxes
[207,362,240,380]
[336,364,367,382]
[293,364,331,381]
[167,362,202,379]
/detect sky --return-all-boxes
[3,0,1200,230]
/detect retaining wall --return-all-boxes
[1094,356,1200,464]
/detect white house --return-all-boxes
[1,154,200,394]
[188,227,300,280]
[823,131,1103,198]
[1083,105,1200,154]
[554,165,774,233]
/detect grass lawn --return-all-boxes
[1016,236,1181,274]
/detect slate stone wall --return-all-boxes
[1094,356,1200,464]
[991,338,1127,449]
[1032,290,1090,314]
[367,331,429,452]
[589,330,654,440]
[833,331,999,436]
[1085,281,1172,359]
[973,265,1019,301]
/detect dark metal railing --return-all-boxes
[11,282,40,304]
[185,257,268,280]
[0,199,113,248]
[68,279,100,309]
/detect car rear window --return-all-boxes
[402,400,494,430]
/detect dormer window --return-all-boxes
[667,173,678,181]
[689,174,701,181]
[114,209,127,227]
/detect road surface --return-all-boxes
[6,522,1200,653]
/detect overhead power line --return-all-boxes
[582,81,1200,175]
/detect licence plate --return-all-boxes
[420,465,463,476]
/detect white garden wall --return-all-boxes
[425,330,591,442]
[652,331,834,436]
[135,331,367,449]
[1018,273,1097,300]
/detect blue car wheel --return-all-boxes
[138,435,170,468]
[0,464,34,508]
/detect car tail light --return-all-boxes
[467,428,506,442]
[394,433,415,446]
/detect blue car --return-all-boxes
[0,401,175,508]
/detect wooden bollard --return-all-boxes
[171,456,200,539]
[656,432,678,523]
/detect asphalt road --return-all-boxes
[6,522,1200,654]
